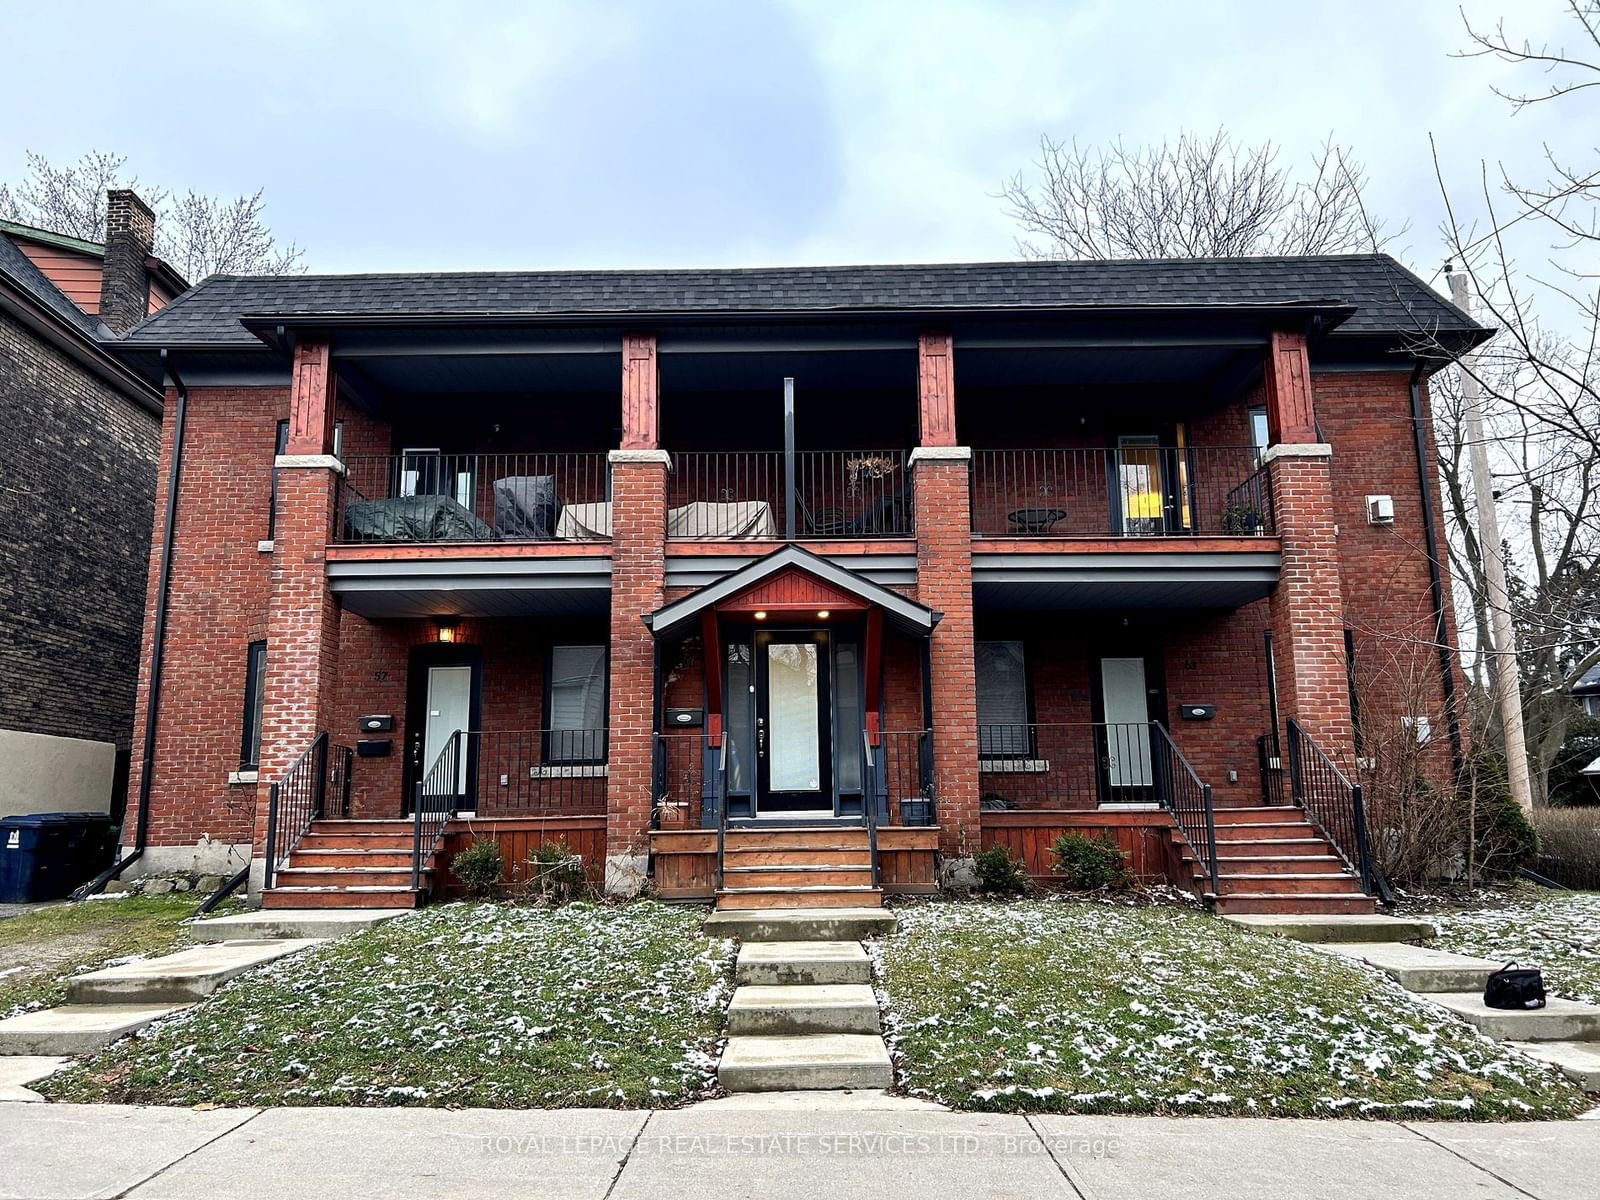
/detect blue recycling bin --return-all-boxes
[0,812,119,902]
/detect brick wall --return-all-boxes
[0,312,158,760]
[913,457,979,854]
[126,386,285,849]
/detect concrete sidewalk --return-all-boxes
[2,1099,1596,1200]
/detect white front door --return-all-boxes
[1100,657,1153,790]
[424,665,472,795]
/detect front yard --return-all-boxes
[1,896,201,1017]
[43,901,733,1109]
[1419,888,1600,1006]
[876,900,1589,1119]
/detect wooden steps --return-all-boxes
[715,826,881,910]
[261,819,430,910]
[1173,807,1378,917]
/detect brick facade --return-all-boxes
[122,347,1463,885]
[0,311,158,760]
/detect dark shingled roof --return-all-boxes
[0,232,109,338]
[116,254,1483,347]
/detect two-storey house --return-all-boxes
[105,257,1484,912]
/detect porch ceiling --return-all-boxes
[327,555,610,619]
[971,549,1279,610]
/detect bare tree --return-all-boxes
[999,129,1383,259]
[1418,1,1600,804]
[0,149,304,279]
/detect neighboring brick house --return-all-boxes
[0,192,184,821]
[103,257,1485,911]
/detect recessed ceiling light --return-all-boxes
[816,610,830,619]
[754,611,767,620]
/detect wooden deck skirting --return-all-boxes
[981,809,1182,887]
[436,815,606,897]
[651,826,939,901]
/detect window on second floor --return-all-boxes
[976,640,1029,757]
[268,419,344,541]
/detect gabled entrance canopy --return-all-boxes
[642,545,940,640]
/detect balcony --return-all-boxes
[667,449,914,540]
[335,452,612,545]
[970,446,1272,539]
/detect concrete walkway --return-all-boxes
[0,1101,1595,1200]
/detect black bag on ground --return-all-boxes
[1483,962,1546,1010]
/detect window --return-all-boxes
[1116,436,1165,534]
[1249,405,1270,464]
[268,419,343,540]
[240,641,267,768]
[976,641,1029,756]
[546,645,607,763]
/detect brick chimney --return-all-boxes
[98,189,156,335]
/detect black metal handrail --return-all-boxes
[1285,718,1385,898]
[336,452,610,545]
[970,446,1273,538]
[867,729,936,826]
[1151,721,1218,893]
[1256,732,1286,806]
[262,733,353,890]
[652,730,707,828]
[977,722,1155,809]
[411,730,463,892]
[668,449,914,538]
[862,731,882,889]
[712,738,729,892]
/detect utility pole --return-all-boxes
[1448,267,1534,813]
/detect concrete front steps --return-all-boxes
[1183,807,1379,916]
[1303,938,1600,1090]
[712,907,894,1093]
[716,826,881,911]
[0,908,403,1066]
[261,820,427,909]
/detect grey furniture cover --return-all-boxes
[493,475,560,540]
[342,495,495,543]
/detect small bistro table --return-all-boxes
[1006,507,1067,534]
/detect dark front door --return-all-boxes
[754,630,834,815]
[404,644,481,814]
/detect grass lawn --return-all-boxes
[876,900,1588,1119]
[0,895,203,1017]
[1420,887,1600,1006]
[44,901,733,1109]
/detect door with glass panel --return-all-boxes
[1114,436,1168,535]
[754,630,834,814]
[1098,656,1154,803]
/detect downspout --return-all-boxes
[76,349,188,897]
[1409,362,1465,774]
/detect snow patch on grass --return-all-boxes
[875,901,1584,1119]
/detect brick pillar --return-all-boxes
[1265,444,1354,755]
[251,339,344,897]
[606,449,668,894]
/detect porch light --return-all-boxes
[754,611,767,621]
[816,610,830,619]
[436,616,460,643]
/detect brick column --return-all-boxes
[251,339,343,898]
[911,333,978,863]
[1265,444,1354,754]
[606,446,669,894]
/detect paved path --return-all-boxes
[1,1100,1595,1200]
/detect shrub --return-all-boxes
[451,839,503,899]
[1548,715,1600,807]
[1462,758,1540,877]
[973,845,1031,894]
[1049,833,1130,890]
[1532,808,1600,888]
[524,841,588,903]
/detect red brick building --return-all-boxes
[105,257,1485,912]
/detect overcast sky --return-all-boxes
[1,0,1586,283]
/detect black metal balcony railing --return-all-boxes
[461,729,607,818]
[652,731,707,828]
[335,453,610,544]
[970,446,1273,538]
[977,722,1157,809]
[869,729,935,826]
[668,449,913,539]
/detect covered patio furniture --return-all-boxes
[341,494,495,543]
[492,474,561,540]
